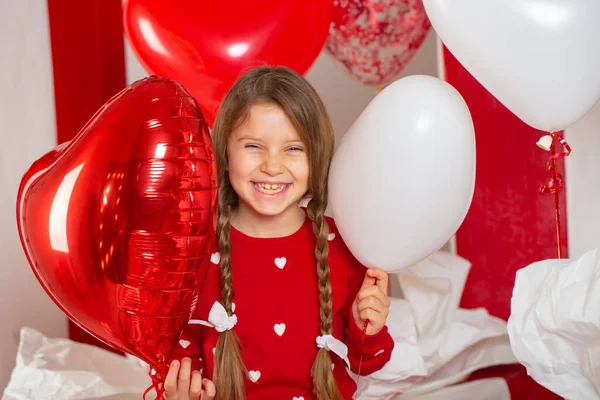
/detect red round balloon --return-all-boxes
[123,0,332,126]
[326,0,431,87]
[16,76,217,379]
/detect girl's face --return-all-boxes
[227,104,309,220]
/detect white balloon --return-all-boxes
[329,75,475,272]
[423,0,600,132]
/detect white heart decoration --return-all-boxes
[179,339,190,349]
[210,252,220,264]
[423,0,600,132]
[274,323,286,336]
[249,370,261,382]
[327,233,336,241]
[293,397,305,400]
[274,257,286,269]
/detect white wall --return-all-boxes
[0,1,68,391]
[566,101,600,259]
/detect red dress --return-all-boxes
[171,216,394,399]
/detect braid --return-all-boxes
[308,200,333,333]
[217,204,234,315]
[308,199,344,400]
[213,181,247,400]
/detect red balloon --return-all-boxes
[326,0,431,87]
[16,77,217,379]
[123,0,332,126]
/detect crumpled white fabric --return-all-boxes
[352,251,516,400]
[398,378,509,400]
[507,248,600,400]
[1,327,152,400]
[395,310,515,398]
[350,298,428,399]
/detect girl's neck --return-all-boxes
[230,204,306,238]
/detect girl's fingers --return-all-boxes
[178,357,192,389]
[359,307,385,328]
[356,285,390,306]
[356,294,388,315]
[163,360,180,398]
[202,379,217,399]
[189,370,203,400]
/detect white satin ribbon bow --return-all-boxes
[316,334,351,368]
[188,301,237,332]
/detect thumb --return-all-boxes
[360,269,377,289]
[367,267,389,292]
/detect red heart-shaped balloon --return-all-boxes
[16,77,217,378]
[123,0,332,126]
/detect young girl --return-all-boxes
[163,66,394,400]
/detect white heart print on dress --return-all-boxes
[293,397,304,400]
[274,323,286,336]
[327,233,336,241]
[179,340,190,349]
[210,252,220,264]
[275,257,287,269]
[249,370,261,382]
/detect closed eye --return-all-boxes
[244,144,261,149]
[287,146,304,152]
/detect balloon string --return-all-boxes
[538,133,571,259]
[360,319,368,345]
[143,366,165,400]
[355,319,369,387]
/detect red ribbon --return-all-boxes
[539,133,571,259]
[143,366,165,400]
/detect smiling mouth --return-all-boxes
[252,182,290,194]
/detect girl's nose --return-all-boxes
[261,154,285,176]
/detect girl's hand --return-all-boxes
[352,268,391,335]
[164,358,216,400]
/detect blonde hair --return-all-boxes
[211,66,340,400]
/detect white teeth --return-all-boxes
[253,183,288,194]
